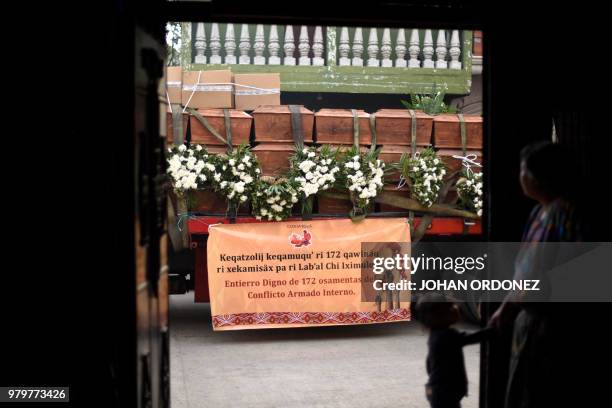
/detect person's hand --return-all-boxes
[488,302,516,332]
[488,305,505,332]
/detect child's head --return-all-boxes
[415,293,460,329]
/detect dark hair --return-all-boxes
[415,293,454,328]
[520,141,574,199]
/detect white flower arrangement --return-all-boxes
[212,144,260,208]
[166,144,216,194]
[289,145,340,216]
[400,147,446,207]
[456,171,483,217]
[290,145,340,198]
[251,178,299,221]
[341,146,385,216]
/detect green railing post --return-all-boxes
[180,22,193,69]
[462,30,473,93]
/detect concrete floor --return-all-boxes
[170,293,480,408]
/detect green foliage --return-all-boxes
[399,147,447,207]
[166,22,182,67]
[251,178,299,221]
[456,170,483,217]
[401,83,457,115]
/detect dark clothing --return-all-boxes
[505,199,582,408]
[521,199,582,243]
[426,387,462,408]
[426,327,490,407]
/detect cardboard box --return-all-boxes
[166,66,182,105]
[234,73,281,111]
[182,70,233,109]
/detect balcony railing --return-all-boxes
[179,23,474,94]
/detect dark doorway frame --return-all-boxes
[158,2,500,407]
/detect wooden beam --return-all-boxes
[186,63,470,94]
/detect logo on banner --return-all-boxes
[289,229,312,248]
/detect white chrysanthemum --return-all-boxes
[234,182,245,193]
[299,160,316,173]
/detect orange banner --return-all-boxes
[207,218,411,330]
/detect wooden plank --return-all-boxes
[185,63,470,94]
